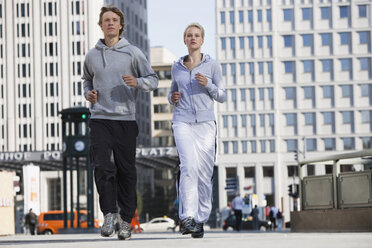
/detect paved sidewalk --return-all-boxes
[1,230,372,248]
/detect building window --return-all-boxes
[284,87,295,100]
[302,34,312,47]
[251,140,256,153]
[248,37,254,49]
[229,11,235,24]
[321,59,332,72]
[269,140,275,152]
[267,62,273,74]
[360,84,370,97]
[258,36,263,48]
[258,62,263,74]
[260,140,266,153]
[287,166,298,177]
[302,8,311,21]
[223,141,229,154]
[284,61,294,73]
[221,64,227,75]
[323,138,335,151]
[286,139,298,152]
[283,9,293,21]
[321,33,331,46]
[285,113,296,126]
[339,6,349,18]
[284,35,293,47]
[223,115,228,128]
[359,58,370,71]
[323,112,334,125]
[232,141,238,154]
[361,137,372,149]
[304,113,315,125]
[244,167,255,178]
[341,111,352,124]
[221,11,226,24]
[257,10,262,22]
[307,164,315,176]
[321,7,330,19]
[342,138,355,150]
[239,10,244,23]
[267,9,271,22]
[358,31,369,44]
[267,36,272,48]
[221,38,226,50]
[242,141,247,153]
[358,5,367,18]
[361,110,370,123]
[263,166,273,177]
[306,139,317,151]
[303,60,313,73]
[248,10,253,23]
[303,86,314,99]
[240,63,245,75]
[239,37,244,49]
[241,114,247,127]
[341,85,352,98]
[339,32,350,45]
[230,37,235,50]
[340,58,351,71]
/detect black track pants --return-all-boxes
[89,119,138,223]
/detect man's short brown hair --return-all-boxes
[98,5,125,36]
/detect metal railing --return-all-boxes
[297,149,372,210]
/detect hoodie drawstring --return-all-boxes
[102,47,108,67]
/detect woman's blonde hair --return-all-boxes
[183,22,205,39]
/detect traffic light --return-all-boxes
[293,184,299,198]
[288,184,293,196]
[288,184,299,198]
[294,151,298,162]
[81,114,87,120]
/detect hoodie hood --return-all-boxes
[95,38,130,67]
[176,53,211,68]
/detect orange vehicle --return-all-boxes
[37,210,100,234]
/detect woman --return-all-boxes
[168,23,226,238]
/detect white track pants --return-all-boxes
[173,121,216,223]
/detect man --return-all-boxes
[251,205,259,230]
[231,194,244,231]
[25,208,37,235]
[82,5,158,240]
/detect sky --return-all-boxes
[148,0,216,59]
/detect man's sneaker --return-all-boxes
[191,223,204,238]
[101,213,117,237]
[117,216,131,240]
[181,217,196,235]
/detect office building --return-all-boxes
[216,0,372,215]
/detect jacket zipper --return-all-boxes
[181,60,204,123]
[189,71,197,123]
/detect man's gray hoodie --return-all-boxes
[168,54,226,123]
[83,38,158,120]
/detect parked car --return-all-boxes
[140,217,176,232]
[222,215,271,231]
[37,210,100,234]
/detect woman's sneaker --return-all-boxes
[181,217,196,235]
[191,223,204,238]
[101,213,117,237]
[117,216,131,240]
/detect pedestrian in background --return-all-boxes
[231,194,244,231]
[25,208,37,235]
[276,209,283,231]
[169,22,226,238]
[83,5,158,240]
[250,205,259,230]
[269,205,277,230]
